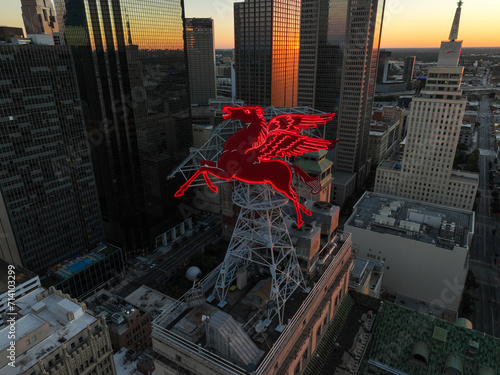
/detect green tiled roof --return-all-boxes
[364,301,500,374]
[295,158,333,174]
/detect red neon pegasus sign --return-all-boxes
[175,106,337,227]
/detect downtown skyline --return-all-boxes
[1,0,499,49]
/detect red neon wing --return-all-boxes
[267,113,335,133]
[256,131,333,160]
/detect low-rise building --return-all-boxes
[368,119,401,164]
[330,172,357,207]
[0,260,41,328]
[348,257,384,298]
[459,122,474,147]
[345,192,474,312]
[125,286,177,322]
[86,290,152,352]
[0,287,116,375]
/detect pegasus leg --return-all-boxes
[203,172,218,193]
[174,170,203,197]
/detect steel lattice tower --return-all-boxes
[170,105,328,331]
[209,183,306,330]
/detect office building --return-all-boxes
[403,55,416,89]
[374,2,478,210]
[41,244,124,300]
[345,192,474,312]
[377,50,391,84]
[21,0,60,44]
[185,18,216,106]
[298,0,386,187]
[0,26,24,43]
[0,287,116,374]
[234,0,301,107]
[367,118,401,164]
[151,210,353,375]
[56,0,193,256]
[0,43,104,274]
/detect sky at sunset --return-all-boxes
[1,0,498,50]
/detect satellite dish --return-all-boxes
[186,266,202,282]
[255,321,265,333]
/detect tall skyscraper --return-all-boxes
[374,2,478,210]
[234,0,300,107]
[0,43,104,273]
[21,0,60,44]
[185,18,216,106]
[376,50,391,84]
[56,0,193,255]
[403,55,416,89]
[298,0,385,185]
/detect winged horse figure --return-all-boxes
[175,106,337,227]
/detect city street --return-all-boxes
[115,221,222,297]
[469,93,500,337]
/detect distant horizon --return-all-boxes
[213,46,500,50]
[1,0,499,50]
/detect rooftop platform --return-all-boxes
[346,192,474,249]
[125,285,177,320]
[152,232,353,374]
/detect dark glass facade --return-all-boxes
[298,0,385,183]
[0,45,104,273]
[56,0,193,255]
[185,18,216,106]
[46,245,125,300]
[376,50,391,83]
[235,0,300,107]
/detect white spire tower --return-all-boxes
[438,1,463,67]
[374,2,478,210]
[448,1,463,41]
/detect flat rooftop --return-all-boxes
[346,192,474,249]
[125,285,177,320]
[0,290,97,374]
[153,231,351,372]
[332,171,357,186]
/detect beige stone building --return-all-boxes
[0,287,116,375]
[374,9,478,210]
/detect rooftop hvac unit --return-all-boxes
[111,312,124,325]
[354,219,364,227]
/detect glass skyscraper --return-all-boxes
[55,0,193,255]
[185,18,216,106]
[0,45,104,273]
[234,0,300,107]
[298,0,385,184]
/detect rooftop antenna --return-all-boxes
[448,1,463,42]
